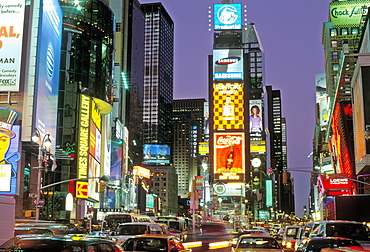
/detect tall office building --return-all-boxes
[141,3,174,146]
[173,99,207,198]
[265,86,294,213]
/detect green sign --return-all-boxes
[330,1,370,26]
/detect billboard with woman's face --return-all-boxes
[249,100,263,134]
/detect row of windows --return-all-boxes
[330,27,360,36]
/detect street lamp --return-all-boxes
[32,129,52,220]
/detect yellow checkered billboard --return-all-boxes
[213,82,244,130]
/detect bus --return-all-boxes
[153,216,188,241]
[101,213,151,234]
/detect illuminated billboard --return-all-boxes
[34,0,62,154]
[213,49,243,79]
[0,0,25,91]
[213,132,245,181]
[330,2,370,26]
[250,140,266,153]
[78,95,90,179]
[199,142,209,155]
[214,3,242,30]
[143,144,171,165]
[249,100,263,134]
[213,82,244,130]
[317,173,354,196]
[0,111,20,195]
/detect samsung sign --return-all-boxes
[214,3,242,30]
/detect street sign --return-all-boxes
[76,181,88,198]
[33,199,45,205]
[35,204,44,208]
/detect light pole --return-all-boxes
[32,130,52,220]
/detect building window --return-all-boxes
[352,28,359,35]
[340,28,348,35]
[333,64,339,71]
[332,51,339,59]
[330,28,337,36]
[331,40,338,48]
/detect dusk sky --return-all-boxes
[139,0,331,216]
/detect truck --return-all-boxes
[323,195,370,222]
[0,196,15,244]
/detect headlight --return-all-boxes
[286,241,293,249]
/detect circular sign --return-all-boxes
[251,157,262,168]
[213,183,226,195]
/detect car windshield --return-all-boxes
[286,228,300,238]
[123,238,168,251]
[117,225,147,235]
[239,237,280,249]
[325,224,369,239]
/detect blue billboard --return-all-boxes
[33,0,63,154]
[143,144,171,165]
[214,3,242,30]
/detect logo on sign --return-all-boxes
[215,57,241,65]
[217,5,239,25]
[76,181,88,198]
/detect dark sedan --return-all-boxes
[295,237,364,252]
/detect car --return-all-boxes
[241,230,269,235]
[13,227,55,236]
[113,222,163,243]
[231,234,283,252]
[121,234,190,252]
[0,235,123,252]
[295,237,364,252]
[281,225,301,251]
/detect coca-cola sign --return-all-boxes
[214,133,245,180]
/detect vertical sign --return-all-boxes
[214,3,242,30]
[214,132,245,181]
[213,82,244,130]
[34,0,63,154]
[78,95,90,179]
[0,0,25,91]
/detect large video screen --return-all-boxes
[143,144,171,165]
[213,49,243,80]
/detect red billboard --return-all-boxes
[317,173,354,196]
[213,132,245,181]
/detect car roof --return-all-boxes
[129,234,178,239]
[239,234,276,238]
[305,237,354,241]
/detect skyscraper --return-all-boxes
[141,3,174,146]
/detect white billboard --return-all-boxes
[0,0,25,91]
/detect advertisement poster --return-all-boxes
[330,2,370,26]
[249,99,263,134]
[0,112,20,195]
[213,132,245,180]
[0,0,25,91]
[213,49,243,80]
[213,82,244,130]
[143,144,171,165]
[34,0,62,154]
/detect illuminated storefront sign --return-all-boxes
[214,132,245,181]
[214,3,242,30]
[76,181,88,198]
[0,0,25,91]
[213,49,243,80]
[250,140,266,153]
[317,173,353,196]
[78,95,90,179]
[330,2,370,26]
[134,166,151,179]
[213,82,244,130]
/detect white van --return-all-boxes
[113,222,162,244]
